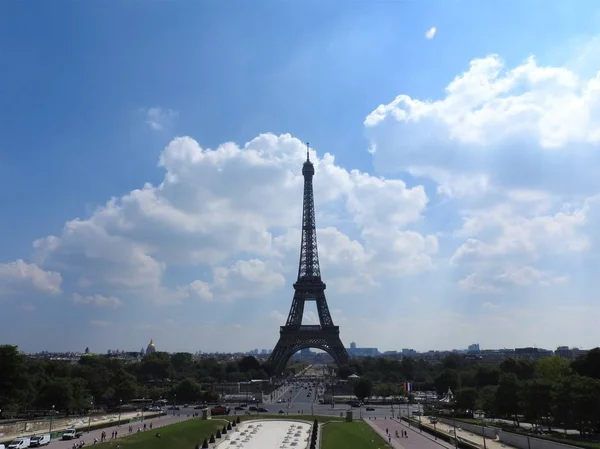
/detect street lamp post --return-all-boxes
[88,400,93,433]
[118,399,122,427]
[173,394,176,416]
[49,405,55,435]
[481,417,487,449]
[453,411,459,449]
[419,413,422,433]
[141,398,145,422]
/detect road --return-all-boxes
[46,413,192,449]
[239,364,422,419]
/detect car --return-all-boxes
[7,438,30,449]
[278,410,285,414]
[234,406,244,410]
[30,434,51,447]
[366,407,375,411]
[61,429,82,440]
[248,406,258,411]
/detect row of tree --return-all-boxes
[0,346,304,416]
[3,343,600,432]
[342,349,600,433]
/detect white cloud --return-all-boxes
[0,260,62,297]
[363,47,600,317]
[425,27,437,40]
[211,259,286,302]
[365,53,600,195]
[72,293,123,308]
[10,39,600,352]
[24,133,435,313]
[144,107,178,131]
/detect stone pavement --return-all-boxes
[365,417,454,449]
[417,418,516,449]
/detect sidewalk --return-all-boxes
[365,417,453,449]
[417,418,516,449]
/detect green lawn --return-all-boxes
[95,414,344,449]
[95,419,226,449]
[321,421,390,449]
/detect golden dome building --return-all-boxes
[146,339,157,354]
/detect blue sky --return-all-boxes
[2,1,600,354]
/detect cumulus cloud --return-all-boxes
[365,54,600,194]
[363,47,600,320]
[0,260,62,297]
[22,133,435,314]
[425,27,437,40]
[8,40,600,351]
[72,293,123,308]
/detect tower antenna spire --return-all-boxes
[306,142,310,161]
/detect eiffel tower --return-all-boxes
[267,143,350,375]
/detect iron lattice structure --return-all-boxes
[267,144,350,375]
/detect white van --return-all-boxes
[7,437,30,449]
[29,434,50,447]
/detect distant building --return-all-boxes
[514,347,553,360]
[146,339,157,354]
[556,346,588,360]
[468,344,480,352]
[347,342,379,357]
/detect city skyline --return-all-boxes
[2,2,600,353]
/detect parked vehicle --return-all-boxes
[7,437,30,449]
[61,429,82,440]
[29,435,50,447]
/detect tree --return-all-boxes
[520,379,553,428]
[139,352,173,381]
[238,356,261,372]
[442,354,464,371]
[454,387,479,411]
[175,378,201,403]
[477,385,497,415]
[499,358,535,381]
[36,379,73,411]
[170,353,193,374]
[434,369,459,394]
[353,378,372,401]
[495,373,521,425]
[113,369,138,403]
[571,348,600,380]
[0,345,28,408]
[375,383,391,402]
[569,375,600,433]
[536,357,571,381]
[399,357,415,380]
[474,366,500,388]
